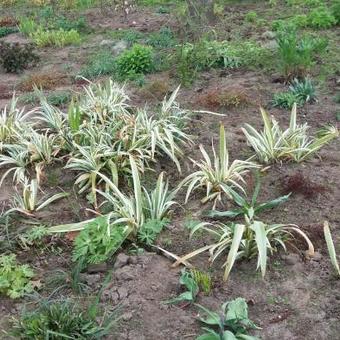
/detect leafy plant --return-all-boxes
[289,77,316,104]
[17,225,50,250]
[276,28,327,79]
[73,214,129,265]
[138,218,169,245]
[7,178,69,216]
[207,172,290,220]
[18,17,39,36]
[272,91,300,109]
[242,105,339,164]
[116,44,154,79]
[0,42,39,73]
[196,298,259,340]
[0,254,35,299]
[245,11,257,23]
[164,269,199,305]
[323,221,340,277]
[81,50,116,79]
[11,298,120,339]
[180,124,259,208]
[0,26,18,37]
[49,158,177,259]
[146,27,176,48]
[273,78,316,109]
[307,6,337,28]
[31,28,81,47]
[174,216,314,281]
[190,269,212,294]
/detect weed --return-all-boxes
[0,26,18,37]
[245,11,257,23]
[31,28,81,47]
[196,298,259,339]
[307,6,337,29]
[164,269,199,305]
[0,42,39,73]
[0,254,35,299]
[331,0,340,24]
[72,215,128,266]
[273,91,299,109]
[47,90,72,107]
[11,298,120,339]
[17,225,50,250]
[116,44,154,79]
[18,72,68,92]
[190,269,212,294]
[276,28,327,79]
[146,26,176,48]
[81,50,116,79]
[138,218,169,245]
[199,87,249,109]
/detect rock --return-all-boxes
[115,266,135,281]
[282,253,300,265]
[117,286,129,299]
[262,30,276,39]
[112,40,128,55]
[262,40,278,50]
[114,253,130,269]
[122,311,133,321]
[311,251,322,262]
[82,273,101,287]
[87,263,108,273]
[100,39,115,47]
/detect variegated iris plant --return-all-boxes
[242,104,339,164]
[0,80,192,209]
[180,124,259,209]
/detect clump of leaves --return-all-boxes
[0,16,18,27]
[273,77,317,109]
[0,26,18,37]
[180,124,259,209]
[31,28,81,47]
[116,44,154,79]
[0,254,35,299]
[207,171,290,220]
[146,27,176,48]
[0,42,39,73]
[11,298,120,339]
[307,6,337,29]
[242,104,339,164]
[138,218,169,246]
[164,269,199,305]
[18,72,68,92]
[276,28,327,79]
[81,50,116,79]
[199,88,249,109]
[190,269,212,294]
[17,225,50,250]
[196,298,259,340]
[73,214,129,266]
[282,172,327,199]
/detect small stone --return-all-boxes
[114,253,130,269]
[112,40,128,55]
[311,251,322,262]
[261,31,276,39]
[122,312,133,321]
[117,286,129,299]
[87,263,108,273]
[282,253,300,265]
[100,39,115,47]
[115,266,135,281]
[262,40,278,50]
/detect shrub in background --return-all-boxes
[30,28,81,47]
[116,44,154,79]
[0,42,39,73]
[307,6,337,28]
[0,26,18,37]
